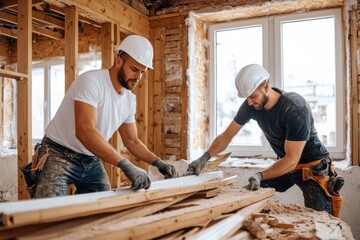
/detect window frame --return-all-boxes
[208,8,345,159]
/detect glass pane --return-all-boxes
[215,25,263,145]
[32,67,45,139]
[281,17,336,146]
[50,65,65,119]
[79,60,102,75]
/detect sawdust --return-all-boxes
[256,201,355,240]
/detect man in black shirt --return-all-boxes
[186,64,343,217]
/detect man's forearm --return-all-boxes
[76,127,125,166]
[123,138,158,164]
[262,156,298,180]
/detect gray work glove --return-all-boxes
[152,158,178,179]
[117,158,151,190]
[248,172,263,191]
[186,152,211,176]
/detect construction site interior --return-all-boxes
[0,0,360,239]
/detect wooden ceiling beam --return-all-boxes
[0,9,63,39]
[32,10,65,30]
[0,10,17,24]
[39,0,67,8]
[0,26,17,39]
[0,0,17,10]
[49,5,101,28]
[0,0,44,10]
[32,24,63,40]
[56,0,149,36]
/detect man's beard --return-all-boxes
[253,94,269,110]
[117,66,137,90]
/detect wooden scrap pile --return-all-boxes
[0,171,353,240]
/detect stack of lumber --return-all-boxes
[0,171,275,239]
[0,171,353,239]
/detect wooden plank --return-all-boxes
[58,0,149,36]
[180,22,188,159]
[86,188,275,239]
[0,10,17,24]
[150,15,186,28]
[350,9,359,166]
[112,25,124,188]
[49,5,102,28]
[150,27,165,157]
[32,10,65,30]
[101,21,116,188]
[0,25,17,39]
[203,152,231,173]
[0,10,63,40]
[64,5,78,91]
[0,69,28,80]
[18,193,194,239]
[149,12,188,21]
[42,0,67,8]
[0,172,224,228]
[31,24,63,40]
[17,0,32,201]
[0,0,17,9]
[189,198,269,240]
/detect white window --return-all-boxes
[209,9,344,159]
[32,53,101,144]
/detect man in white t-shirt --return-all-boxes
[31,35,178,198]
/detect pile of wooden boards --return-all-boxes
[0,171,278,239]
[0,171,353,239]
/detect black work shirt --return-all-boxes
[234,87,329,164]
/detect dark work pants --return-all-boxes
[260,169,332,214]
[34,136,111,199]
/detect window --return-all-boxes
[209,9,344,159]
[32,53,101,143]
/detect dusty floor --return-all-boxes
[257,201,354,240]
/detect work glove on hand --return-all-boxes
[152,158,178,179]
[248,172,263,191]
[186,152,211,176]
[117,158,151,190]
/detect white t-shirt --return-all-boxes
[45,69,136,156]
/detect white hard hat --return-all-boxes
[116,35,154,69]
[235,64,270,98]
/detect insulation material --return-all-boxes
[186,12,209,159]
[2,66,16,149]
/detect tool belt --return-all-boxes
[19,143,49,198]
[295,157,344,217]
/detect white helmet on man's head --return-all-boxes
[235,64,270,98]
[115,35,154,69]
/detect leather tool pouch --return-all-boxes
[19,143,49,198]
[299,158,344,217]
